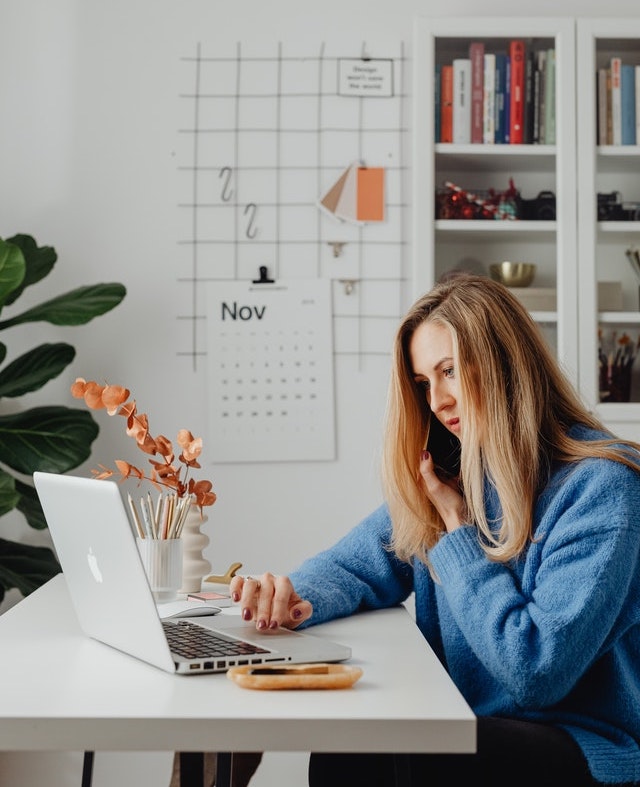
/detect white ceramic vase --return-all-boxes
[179,506,211,594]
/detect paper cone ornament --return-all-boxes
[319,162,385,224]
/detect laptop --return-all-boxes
[33,472,351,675]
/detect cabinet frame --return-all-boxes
[577,18,640,435]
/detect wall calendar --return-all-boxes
[206,277,335,462]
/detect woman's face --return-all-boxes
[409,320,461,438]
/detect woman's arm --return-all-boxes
[289,504,414,625]
[231,504,414,630]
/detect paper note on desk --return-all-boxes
[206,278,335,462]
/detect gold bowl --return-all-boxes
[489,262,537,288]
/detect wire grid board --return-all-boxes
[175,39,409,371]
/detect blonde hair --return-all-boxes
[383,273,640,565]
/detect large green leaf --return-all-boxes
[0,282,126,329]
[0,406,99,475]
[3,234,56,305]
[0,343,76,398]
[0,537,61,601]
[0,468,20,518]
[15,478,46,530]
[0,239,26,307]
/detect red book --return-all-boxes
[469,42,485,143]
[440,65,454,143]
[509,40,526,144]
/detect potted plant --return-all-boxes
[0,233,126,603]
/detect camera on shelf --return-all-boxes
[598,191,625,220]
[597,191,640,221]
[520,190,556,221]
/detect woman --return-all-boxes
[230,273,640,786]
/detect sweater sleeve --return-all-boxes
[428,458,640,710]
[288,504,414,627]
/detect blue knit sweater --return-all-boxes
[290,430,640,784]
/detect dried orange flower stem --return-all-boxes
[71,378,216,513]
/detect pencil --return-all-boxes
[127,493,145,538]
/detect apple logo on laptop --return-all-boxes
[87,547,103,583]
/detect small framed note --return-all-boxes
[337,58,394,97]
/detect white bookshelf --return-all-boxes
[413,17,578,385]
[577,19,640,435]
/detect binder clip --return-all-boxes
[252,266,275,284]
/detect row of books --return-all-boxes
[435,40,556,145]
[597,58,640,146]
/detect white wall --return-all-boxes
[2,1,639,785]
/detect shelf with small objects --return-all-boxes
[577,19,640,433]
[413,17,577,381]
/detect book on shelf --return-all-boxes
[509,39,525,143]
[469,41,484,143]
[453,58,472,144]
[621,64,636,145]
[440,64,454,143]
[434,63,441,142]
[504,55,511,143]
[535,50,547,144]
[606,67,613,144]
[597,67,609,146]
[483,52,496,144]
[636,65,640,146]
[611,56,622,146]
[523,49,535,144]
[544,48,556,145]
[494,52,508,144]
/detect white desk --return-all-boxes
[0,575,475,782]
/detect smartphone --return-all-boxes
[426,415,461,481]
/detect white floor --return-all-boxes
[0,750,310,787]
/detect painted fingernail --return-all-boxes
[232,591,240,602]
[269,620,279,630]
[292,608,303,620]
[257,619,266,630]
[421,450,429,461]
[242,607,252,621]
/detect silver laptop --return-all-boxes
[33,472,351,675]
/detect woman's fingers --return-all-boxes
[419,450,464,533]
[229,572,312,630]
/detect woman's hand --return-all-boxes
[229,573,313,631]
[419,450,465,533]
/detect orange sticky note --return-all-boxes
[356,167,385,222]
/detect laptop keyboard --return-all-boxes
[162,620,272,660]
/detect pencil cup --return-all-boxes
[136,538,183,602]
